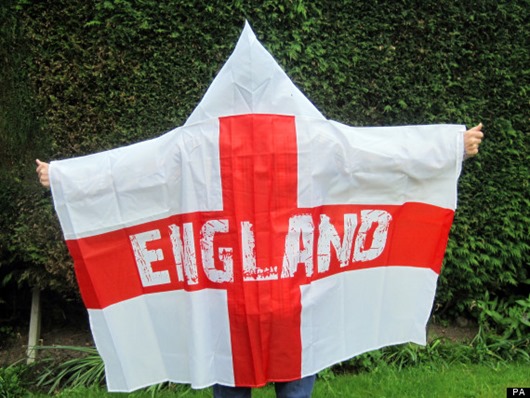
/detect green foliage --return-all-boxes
[0,0,42,167]
[1,0,71,306]
[0,364,28,398]
[439,118,530,316]
[35,346,106,394]
[471,292,530,362]
[32,346,202,395]
[0,0,528,318]
[336,338,473,377]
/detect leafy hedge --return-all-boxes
[1,0,529,318]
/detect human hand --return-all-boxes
[36,159,50,188]
[464,123,484,157]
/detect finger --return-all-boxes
[467,129,484,140]
[36,159,46,172]
[470,123,483,131]
[39,174,50,188]
[36,159,50,174]
[467,131,481,138]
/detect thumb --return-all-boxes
[470,123,483,131]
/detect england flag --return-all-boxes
[48,22,464,391]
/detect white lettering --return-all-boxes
[353,210,392,262]
[317,214,358,273]
[131,209,392,286]
[200,220,233,283]
[130,229,170,287]
[281,215,314,278]
[242,221,278,281]
[169,223,198,285]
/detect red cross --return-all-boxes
[69,114,454,387]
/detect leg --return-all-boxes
[212,384,252,398]
[274,375,316,398]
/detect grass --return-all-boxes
[25,362,530,397]
[314,362,530,398]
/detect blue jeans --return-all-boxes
[212,375,316,398]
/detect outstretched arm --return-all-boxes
[36,159,50,188]
[464,123,484,158]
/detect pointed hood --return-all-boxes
[185,21,324,125]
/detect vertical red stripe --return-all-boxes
[219,115,303,385]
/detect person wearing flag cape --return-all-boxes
[36,22,483,398]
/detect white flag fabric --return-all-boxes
[49,22,465,391]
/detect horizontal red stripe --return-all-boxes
[68,202,453,310]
